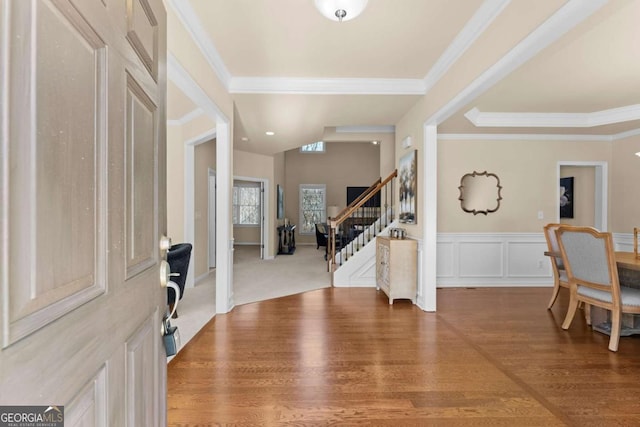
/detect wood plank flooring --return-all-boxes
[167,287,640,426]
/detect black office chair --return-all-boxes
[167,243,192,318]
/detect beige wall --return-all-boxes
[560,166,595,227]
[437,139,611,232]
[193,139,216,278]
[611,135,640,233]
[285,142,380,245]
[167,125,184,243]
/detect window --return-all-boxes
[233,183,261,225]
[299,184,326,234]
[300,141,325,153]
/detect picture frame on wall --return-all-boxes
[560,177,574,218]
[277,184,284,219]
[399,149,417,224]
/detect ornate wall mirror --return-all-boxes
[458,171,503,215]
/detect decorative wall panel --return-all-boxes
[507,241,550,277]
[459,242,503,278]
[437,233,553,287]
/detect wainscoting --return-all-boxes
[437,233,550,287]
[437,232,633,287]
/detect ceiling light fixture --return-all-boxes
[314,0,369,22]
[635,152,640,157]
[265,131,275,136]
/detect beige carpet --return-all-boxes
[233,244,331,305]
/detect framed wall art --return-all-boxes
[399,150,417,224]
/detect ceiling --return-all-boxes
[166,0,640,155]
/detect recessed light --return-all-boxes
[371,140,379,145]
[241,137,249,142]
[265,131,275,136]
[635,152,640,157]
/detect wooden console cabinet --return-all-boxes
[376,236,417,304]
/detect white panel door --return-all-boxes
[0,0,167,425]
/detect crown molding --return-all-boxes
[169,0,508,96]
[439,128,640,142]
[167,53,228,122]
[426,0,608,126]
[335,126,395,134]
[465,104,640,128]
[228,77,425,95]
[167,0,231,90]
[423,0,510,93]
[438,133,611,142]
[611,127,640,141]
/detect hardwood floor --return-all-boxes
[167,287,640,426]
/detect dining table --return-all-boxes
[545,250,640,336]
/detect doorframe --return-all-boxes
[208,168,216,268]
[183,130,216,289]
[169,53,233,314]
[557,161,608,231]
[233,175,269,260]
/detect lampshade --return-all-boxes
[314,0,369,22]
[327,205,341,219]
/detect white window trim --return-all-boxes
[299,184,326,235]
[233,182,261,226]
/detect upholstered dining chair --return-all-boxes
[315,223,328,250]
[556,226,640,352]
[543,223,570,309]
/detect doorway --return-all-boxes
[232,177,269,260]
[557,161,608,230]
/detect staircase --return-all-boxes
[327,170,397,286]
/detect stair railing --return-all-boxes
[327,169,397,272]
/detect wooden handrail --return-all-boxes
[330,170,396,228]
[327,169,397,275]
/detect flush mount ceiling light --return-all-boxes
[314,0,369,22]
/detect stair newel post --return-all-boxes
[328,218,340,273]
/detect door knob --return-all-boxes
[159,235,172,252]
[159,260,171,288]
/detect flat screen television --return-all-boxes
[346,186,380,207]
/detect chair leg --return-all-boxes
[561,290,580,330]
[547,281,561,309]
[608,310,621,352]
[584,303,591,325]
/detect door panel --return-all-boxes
[125,74,158,278]
[126,0,158,80]
[6,0,108,346]
[0,0,167,424]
